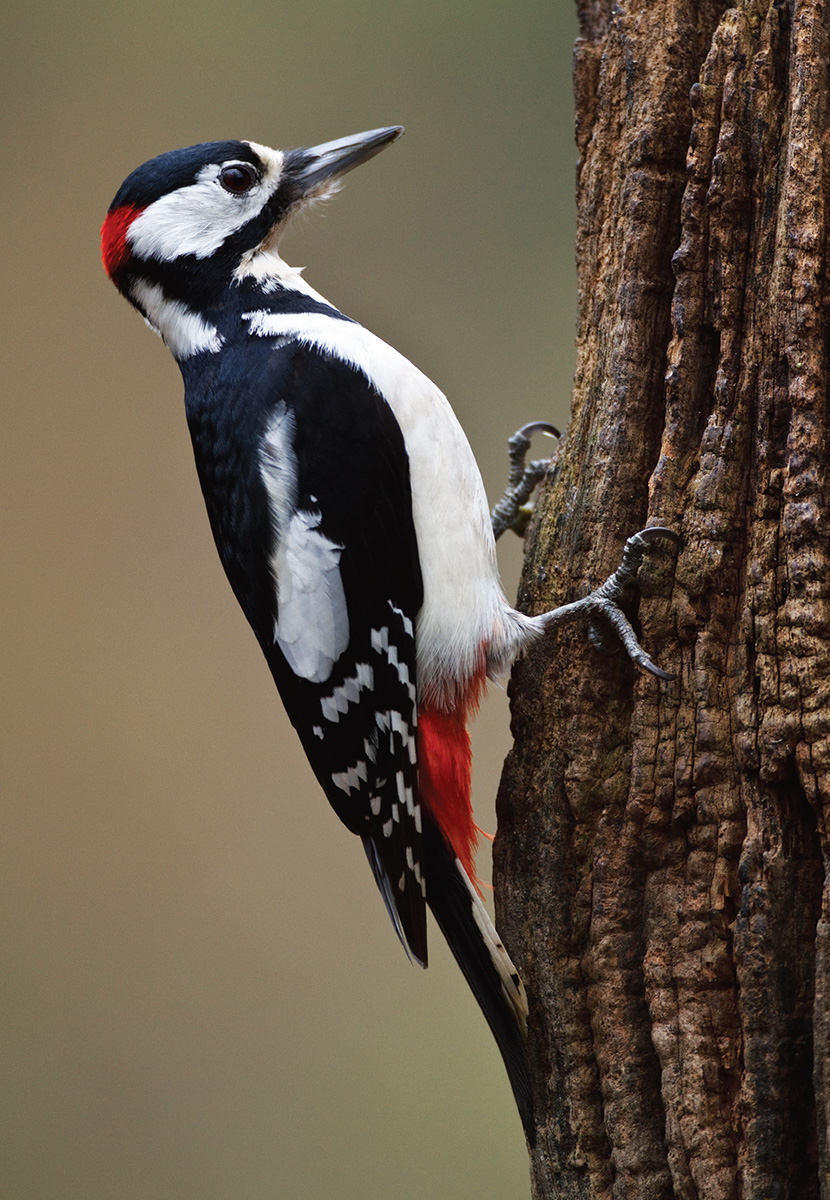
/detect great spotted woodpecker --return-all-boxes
[102,126,675,1141]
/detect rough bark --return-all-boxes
[493,0,830,1195]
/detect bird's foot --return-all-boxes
[491,422,560,540]
[538,527,680,679]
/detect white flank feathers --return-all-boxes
[242,308,537,702]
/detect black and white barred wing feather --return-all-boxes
[193,342,430,965]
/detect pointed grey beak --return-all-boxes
[285,126,404,198]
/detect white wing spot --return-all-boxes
[388,601,414,638]
[312,725,324,739]
[371,612,418,707]
[320,664,375,722]
[331,761,367,794]
[371,626,390,654]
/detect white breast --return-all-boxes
[243,308,519,704]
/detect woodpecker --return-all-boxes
[103,126,675,1141]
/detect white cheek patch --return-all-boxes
[128,148,285,263]
[259,403,349,684]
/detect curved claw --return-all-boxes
[589,592,676,680]
[628,528,679,678]
[492,420,562,539]
[631,650,676,681]
[515,420,561,441]
[536,524,679,680]
[598,603,677,680]
[638,525,682,547]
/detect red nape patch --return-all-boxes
[418,705,481,889]
[101,204,142,281]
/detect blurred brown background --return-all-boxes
[3,2,576,1196]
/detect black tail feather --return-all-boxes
[422,820,535,1144]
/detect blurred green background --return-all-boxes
[3,2,577,1196]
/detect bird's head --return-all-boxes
[102,126,403,311]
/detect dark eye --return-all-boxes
[219,163,258,195]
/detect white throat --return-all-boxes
[234,240,334,306]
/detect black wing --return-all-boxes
[183,340,428,964]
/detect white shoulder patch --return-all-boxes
[259,404,349,683]
[273,508,349,681]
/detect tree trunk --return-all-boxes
[493,0,830,1195]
